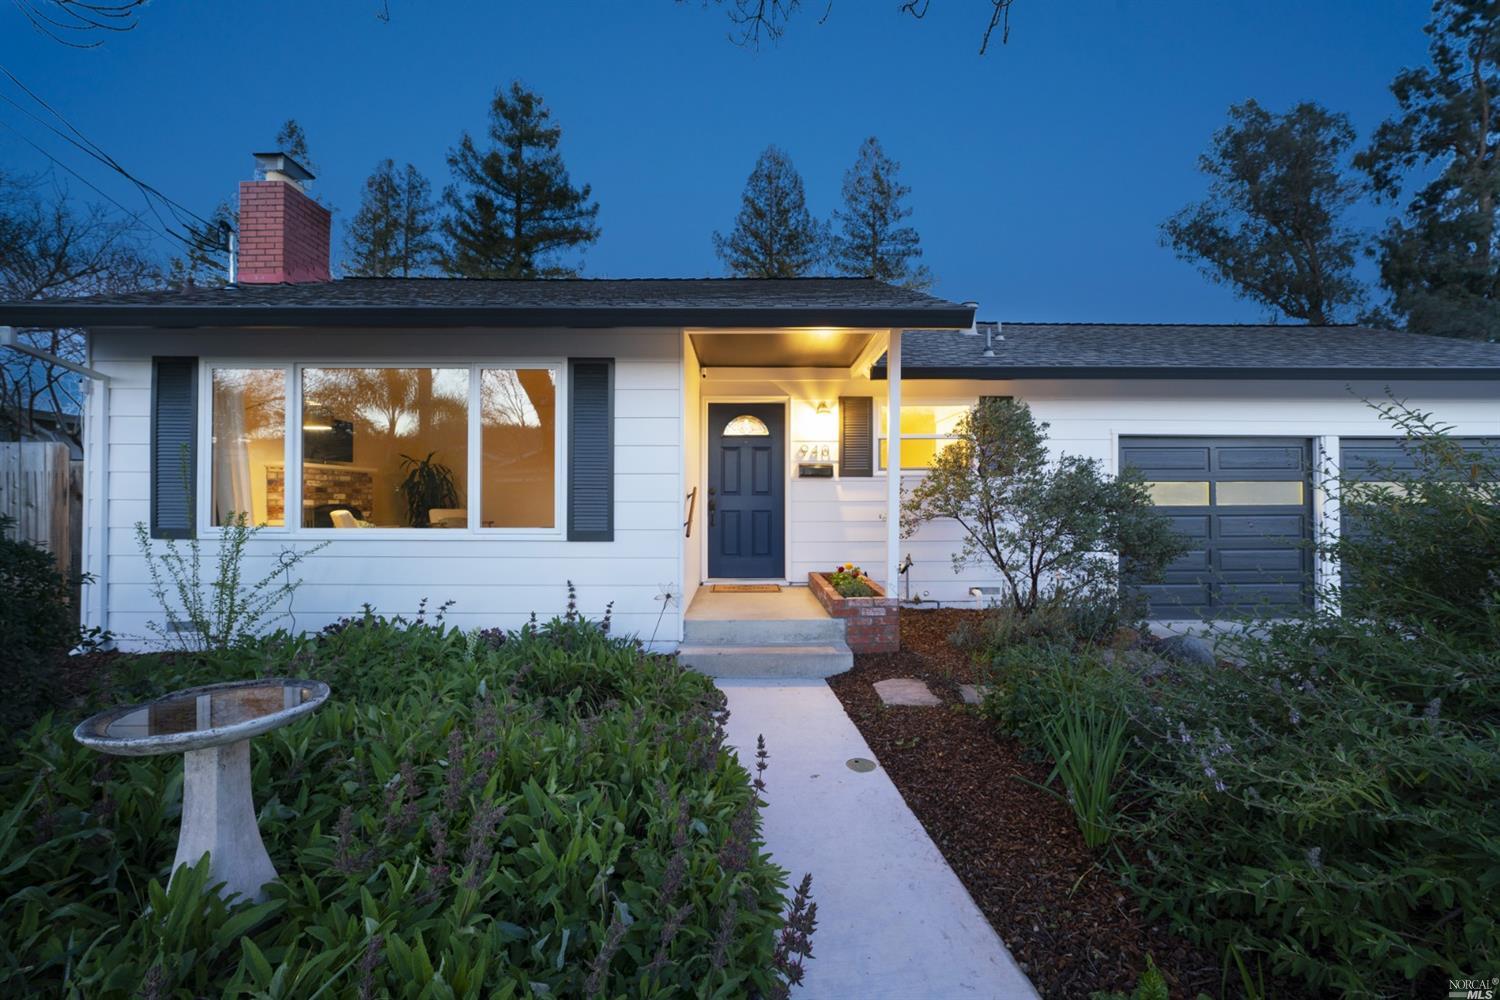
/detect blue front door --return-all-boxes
[708,403,785,579]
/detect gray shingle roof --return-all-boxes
[0,277,972,330]
[875,322,1500,379]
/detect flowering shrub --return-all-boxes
[0,594,811,997]
[826,563,876,598]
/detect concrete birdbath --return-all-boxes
[74,677,329,903]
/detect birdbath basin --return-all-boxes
[74,677,329,903]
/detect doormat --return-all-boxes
[712,584,781,593]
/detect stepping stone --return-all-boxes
[874,678,941,707]
[958,684,986,705]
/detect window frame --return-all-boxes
[875,399,974,473]
[195,358,568,539]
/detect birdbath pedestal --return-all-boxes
[74,678,329,903]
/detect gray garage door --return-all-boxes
[1340,437,1499,482]
[1121,437,1314,619]
[1339,436,1498,584]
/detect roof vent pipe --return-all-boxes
[961,301,979,334]
[982,321,1000,357]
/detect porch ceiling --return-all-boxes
[689,330,876,368]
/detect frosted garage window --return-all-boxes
[1145,481,1210,506]
[1216,481,1304,506]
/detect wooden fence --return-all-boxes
[2,441,81,578]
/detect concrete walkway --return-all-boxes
[718,678,1038,1000]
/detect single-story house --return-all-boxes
[3,153,1498,671]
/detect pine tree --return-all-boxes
[713,146,825,278]
[344,160,439,277]
[275,119,315,173]
[830,136,931,289]
[440,82,600,278]
[1356,0,1500,339]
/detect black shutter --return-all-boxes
[839,396,873,477]
[151,357,198,539]
[568,359,614,541]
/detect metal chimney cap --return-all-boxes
[252,151,316,187]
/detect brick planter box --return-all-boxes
[808,572,900,654]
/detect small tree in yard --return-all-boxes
[902,398,1183,613]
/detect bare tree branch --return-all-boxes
[693,0,1016,53]
[10,0,148,48]
[0,171,159,441]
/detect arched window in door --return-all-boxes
[723,414,771,436]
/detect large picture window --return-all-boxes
[301,367,469,528]
[878,403,969,470]
[199,361,564,534]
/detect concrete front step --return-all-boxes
[683,615,846,646]
[678,642,853,678]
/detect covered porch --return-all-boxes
[678,323,960,673]
[681,326,919,603]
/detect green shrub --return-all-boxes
[901,397,1184,615]
[1118,617,1500,996]
[981,642,1125,744]
[0,514,88,733]
[0,603,802,998]
[1329,399,1499,638]
[1107,404,1500,994]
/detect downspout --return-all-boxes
[83,370,110,641]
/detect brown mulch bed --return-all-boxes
[828,607,1222,1000]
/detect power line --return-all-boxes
[0,115,182,248]
[0,60,230,253]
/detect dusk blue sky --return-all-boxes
[0,1,1431,322]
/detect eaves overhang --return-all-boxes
[0,303,976,331]
[872,365,1500,381]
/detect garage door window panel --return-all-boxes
[1216,481,1305,506]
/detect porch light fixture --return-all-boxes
[815,401,830,416]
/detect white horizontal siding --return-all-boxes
[91,328,684,650]
[706,371,1500,607]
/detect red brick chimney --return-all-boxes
[236,152,331,284]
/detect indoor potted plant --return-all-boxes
[397,451,460,527]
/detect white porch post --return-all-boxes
[886,329,902,592]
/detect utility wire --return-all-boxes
[0,60,229,252]
[0,115,180,248]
